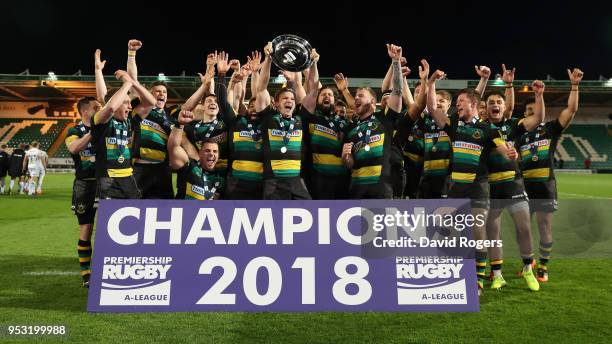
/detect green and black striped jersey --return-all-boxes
[443,114,504,184]
[517,119,564,182]
[65,122,96,180]
[91,113,133,178]
[130,98,175,164]
[344,108,404,185]
[259,106,305,179]
[302,105,348,176]
[487,117,527,184]
[176,159,225,200]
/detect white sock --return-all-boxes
[493,269,502,277]
[37,174,45,191]
[523,263,533,272]
[19,181,24,192]
[28,181,36,195]
[10,179,15,191]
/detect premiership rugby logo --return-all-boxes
[395,256,467,305]
[99,256,172,306]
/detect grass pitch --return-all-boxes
[0,173,611,343]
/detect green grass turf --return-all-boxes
[0,173,611,343]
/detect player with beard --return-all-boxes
[342,44,424,199]
[516,68,584,283]
[300,83,350,199]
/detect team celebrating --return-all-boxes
[25,39,581,294]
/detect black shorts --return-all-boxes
[447,179,490,209]
[403,159,423,199]
[97,176,141,200]
[309,171,350,200]
[349,182,394,199]
[418,175,449,199]
[134,162,174,199]
[72,179,97,225]
[0,167,7,178]
[8,166,23,178]
[490,178,529,210]
[263,177,311,200]
[524,179,558,213]
[226,176,264,200]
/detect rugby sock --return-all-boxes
[490,259,503,277]
[9,179,14,191]
[28,181,36,195]
[78,240,93,280]
[19,181,24,193]
[522,255,534,272]
[539,241,552,268]
[476,252,488,288]
[37,174,45,192]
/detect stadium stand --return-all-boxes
[556,124,611,170]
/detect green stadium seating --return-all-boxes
[556,125,611,170]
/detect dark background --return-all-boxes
[2,0,611,80]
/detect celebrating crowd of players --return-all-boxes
[0,142,48,196]
[54,40,584,293]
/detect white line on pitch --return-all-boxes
[23,271,80,276]
[558,192,612,200]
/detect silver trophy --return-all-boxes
[270,34,313,72]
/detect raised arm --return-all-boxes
[385,43,403,113]
[501,64,515,118]
[247,51,262,99]
[183,60,214,112]
[168,110,193,170]
[255,42,273,112]
[215,51,236,119]
[425,70,449,128]
[282,70,306,104]
[558,68,584,128]
[126,39,142,82]
[406,59,430,119]
[333,73,355,110]
[301,49,320,114]
[474,65,491,98]
[521,80,546,131]
[94,49,107,104]
[94,71,133,125]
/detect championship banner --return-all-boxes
[87,200,480,312]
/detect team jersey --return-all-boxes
[302,105,348,176]
[443,114,504,184]
[131,98,175,163]
[517,119,565,182]
[176,159,225,200]
[487,117,527,184]
[344,108,404,185]
[0,151,9,170]
[9,148,26,172]
[184,118,229,173]
[227,115,264,181]
[25,148,42,169]
[65,122,96,180]
[258,106,305,179]
[91,112,133,178]
[418,112,451,177]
